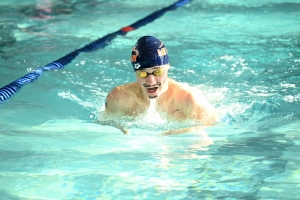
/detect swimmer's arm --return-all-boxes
[102,105,129,134]
[161,126,214,147]
[96,119,128,134]
[98,100,129,134]
[97,89,129,134]
[162,126,205,135]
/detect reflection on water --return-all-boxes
[185,131,294,199]
[19,0,102,19]
[0,120,298,199]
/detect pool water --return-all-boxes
[1,0,300,199]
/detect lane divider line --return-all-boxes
[0,0,191,103]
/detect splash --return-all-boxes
[140,99,166,124]
[57,90,96,109]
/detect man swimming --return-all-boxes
[103,36,217,133]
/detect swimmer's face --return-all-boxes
[135,64,170,99]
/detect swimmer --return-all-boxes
[103,36,217,133]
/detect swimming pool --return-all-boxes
[1,0,300,199]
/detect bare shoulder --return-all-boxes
[105,82,138,114]
[105,82,138,115]
[168,79,200,101]
[168,79,217,125]
[106,82,137,100]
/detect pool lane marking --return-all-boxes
[0,0,192,103]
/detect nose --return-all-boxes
[145,74,157,85]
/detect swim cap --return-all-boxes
[131,36,169,71]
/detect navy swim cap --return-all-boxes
[131,36,169,71]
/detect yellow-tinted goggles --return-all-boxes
[136,68,165,78]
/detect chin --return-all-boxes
[149,95,158,99]
[145,89,159,99]
[148,91,159,99]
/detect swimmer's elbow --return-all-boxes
[204,105,219,125]
[105,94,118,113]
[203,114,218,126]
[194,104,218,126]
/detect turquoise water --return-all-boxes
[1,0,300,199]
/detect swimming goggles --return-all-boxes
[136,68,164,78]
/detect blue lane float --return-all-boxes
[0,0,192,103]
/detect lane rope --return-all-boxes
[0,0,191,103]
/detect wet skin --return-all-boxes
[104,64,217,125]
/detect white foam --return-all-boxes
[141,99,166,124]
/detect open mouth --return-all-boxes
[146,87,158,94]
